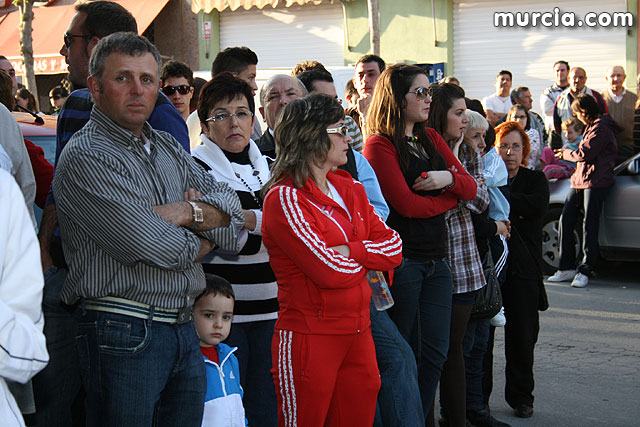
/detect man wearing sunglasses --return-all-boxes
[161,60,195,121]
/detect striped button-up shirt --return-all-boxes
[53,107,244,308]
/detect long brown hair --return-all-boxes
[427,82,465,140]
[262,94,345,194]
[366,63,446,173]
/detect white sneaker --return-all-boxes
[571,272,589,288]
[490,307,506,327]
[548,269,576,282]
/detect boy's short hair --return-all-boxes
[497,69,512,80]
[160,60,194,86]
[356,54,386,74]
[195,274,235,305]
[211,46,258,77]
[297,70,333,93]
[291,60,329,77]
[562,117,584,133]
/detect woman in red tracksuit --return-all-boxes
[262,94,403,427]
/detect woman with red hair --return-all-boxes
[486,121,549,419]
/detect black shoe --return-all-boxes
[440,416,472,427]
[514,404,534,418]
[467,407,511,427]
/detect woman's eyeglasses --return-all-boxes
[206,111,254,123]
[407,86,432,101]
[161,85,192,96]
[326,125,349,137]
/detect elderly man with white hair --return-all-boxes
[255,74,308,159]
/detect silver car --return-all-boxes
[541,152,640,274]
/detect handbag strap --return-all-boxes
[482,239,495,270]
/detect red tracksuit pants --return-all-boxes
[271,328,380,427]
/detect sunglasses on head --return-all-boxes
[326,125,348,137]
[161,85,191,96]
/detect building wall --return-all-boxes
[154,0,199,70]
[627,0,638,85]
[198,9,221,71]
[343,0,451,71]
[195,0,636,83]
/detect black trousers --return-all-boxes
[558,187,609,275]
[483,277,540,409]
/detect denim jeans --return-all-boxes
[370,302,424,427]
[558,187,609,275]
[388,258,453,419]
[463,317,491,411]
[75,309,206,427]
[32,266,83,427]
[225,319,278,427]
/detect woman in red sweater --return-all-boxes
[363,64,477,426]
[262,94,402,427]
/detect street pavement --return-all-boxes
[483,261,640,427]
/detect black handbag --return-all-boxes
[471,243,503,319]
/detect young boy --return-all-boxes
[540,118,584,180]
[194,274,247,427]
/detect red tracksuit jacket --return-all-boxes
[262,170,402,335]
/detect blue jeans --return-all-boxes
[388,258,453,419]
[463,317,491,411]
[370,302,424,427]
[32,266,83,427]
[225,319,278,427]
[75,309,206,427]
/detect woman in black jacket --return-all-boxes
[489,121,549,419]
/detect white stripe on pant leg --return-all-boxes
[286,331,297,427]
[278,330,289,427]
[495,235,509,276]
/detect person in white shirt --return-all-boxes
[482,70,513,126]
[0,103,36,225]
[0,169,49,427]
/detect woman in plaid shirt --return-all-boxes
[428,83,490,427]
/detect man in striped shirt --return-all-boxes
[53,33,243,426]
[33,3,193,425]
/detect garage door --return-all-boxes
[219,2,345,68]
[453,0,630,113]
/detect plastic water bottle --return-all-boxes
[367,270,394,311]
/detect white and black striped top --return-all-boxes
[53,107,244,309]
[193,135,278,323]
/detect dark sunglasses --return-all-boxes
[161,85,192,96]
[50,95,62,100]
[63,32,91,48]
[326,125,349,137]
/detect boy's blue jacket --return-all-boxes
[202,343,248,427]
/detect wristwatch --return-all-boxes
[186,201,203,226]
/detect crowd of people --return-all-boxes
[1,1,639,427]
